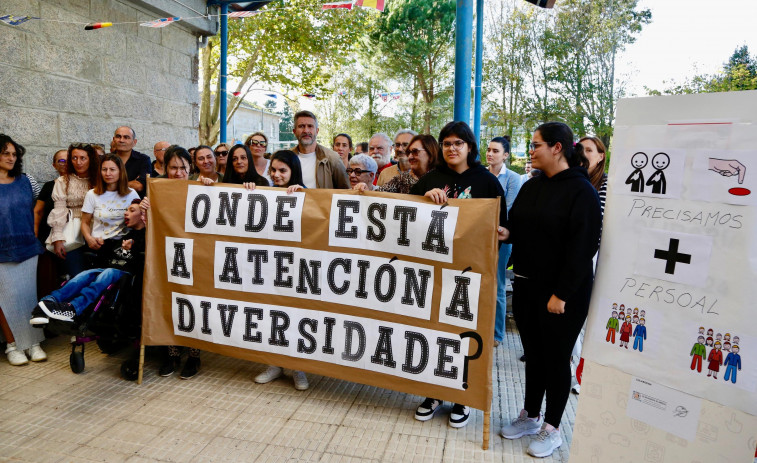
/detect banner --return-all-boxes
[142,181,500,410]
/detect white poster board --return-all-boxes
[572,91,757,463]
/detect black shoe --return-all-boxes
[159,355,179,377]
[520,354,527,362]
[121,358,139,381]
[448,403,471,428]
[30,305,50,326]
[415,397,443,421]
[37,300,75,323]
[179,356,200,380]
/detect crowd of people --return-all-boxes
[0,110,606,458]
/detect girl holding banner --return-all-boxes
[500,122,601,458]
[410,121,507,428]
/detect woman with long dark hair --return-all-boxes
[222,144,269,186]
[0,134,46,365]
[47,143,100,277]
[499,122,601,458]
[410,121,507,429]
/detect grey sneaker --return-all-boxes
[500,409,542,439]
[527,423,562,458]
[254,365,282,384]
[292,370,309,390]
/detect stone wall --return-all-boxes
[0,0,215,181]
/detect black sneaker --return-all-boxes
[30,305,50,326]
[415,397,443,421]
[448,403,470,428]
[179,356,200,380]
[37,300,75,323]
[159,355,179,377]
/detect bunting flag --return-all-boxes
[140,17,180,27]
[0,15,36,26]
[228,11,261,18]
[84,22,113,30]
[265,93,278,98]
[338,90,348,96]
[303,93,316,99]
[390,91,401,100]
[354,0,385,11]
[380,92,389,102]
[322,1,354,9]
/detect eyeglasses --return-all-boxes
[346,168,374,175]
[55,159,67,164]
[167,166,190,173]
[442,140,466,150]
[394,142,410,148]
[529,142,546,150]
[407,148,426,157]
[215,150,229,156]
[155,147,168,152]
[248,140,267,147]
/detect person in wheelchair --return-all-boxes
[30,199,145,325]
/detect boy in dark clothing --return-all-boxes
[30,200,145,325]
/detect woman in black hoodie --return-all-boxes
[499,122,601,458]
[410,121,507,429]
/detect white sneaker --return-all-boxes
[292,370,309,390]
[254,365,282,384]
[500,409,542,439]
[527,423,562,458]
[415,397,443,421]
[5,343,29,366]
[28,344,47,362]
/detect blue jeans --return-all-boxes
[724,365,737,383]
[46,268,127,316]
[494,243,513,342]
[633,335,644,352]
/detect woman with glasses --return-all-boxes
[190,145,221,183]
[245,132,272,186]
[47,143,101,278]
[499,122,601,458]
[222,144,269,186]
[346,154,378,189]
[214,143,230,177]
[362,134,441,195]
[410,121,507,429]
[0,134,47,365]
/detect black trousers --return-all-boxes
[512,276,591,428]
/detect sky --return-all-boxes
[617,0,757,96]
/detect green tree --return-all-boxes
[647,46,757,95]
[370,0,456,134]
[198,1,371,145]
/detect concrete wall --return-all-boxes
[0,0,215,181]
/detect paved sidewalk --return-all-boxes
[0,316,577,462]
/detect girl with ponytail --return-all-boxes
[499,121,602,458]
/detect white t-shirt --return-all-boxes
[299,152,317,189]
[81,188,140,240]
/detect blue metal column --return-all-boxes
[453,0,473,124]
[219,3,228,143]
[473,0,484,148]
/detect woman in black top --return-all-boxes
[499,122,601,458]
[410,121,507,429]
[222,144,269,186]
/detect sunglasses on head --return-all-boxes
[70,142,93,149]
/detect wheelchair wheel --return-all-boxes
[70,351,85,374]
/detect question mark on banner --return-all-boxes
[459,331,483,389]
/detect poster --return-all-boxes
[581,92,757,416]
[142,181,500,410]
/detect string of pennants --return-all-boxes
[0,2,383,31]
